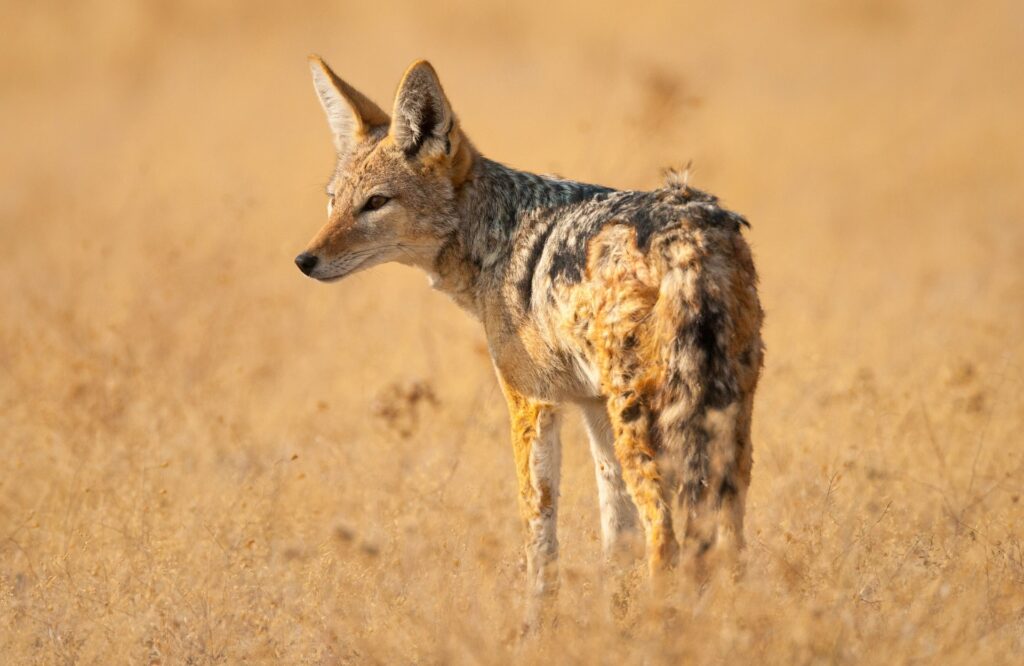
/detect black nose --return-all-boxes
[295,253,318,275]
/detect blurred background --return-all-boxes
[2,1,1023,663]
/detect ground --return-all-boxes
[1,1,1023,663]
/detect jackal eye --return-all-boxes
[361,195,390,212]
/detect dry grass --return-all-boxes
[2,1,1024,663]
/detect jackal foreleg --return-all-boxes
[501,380,562,629]
[580,398,639,562]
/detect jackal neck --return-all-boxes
[430,157,613,314]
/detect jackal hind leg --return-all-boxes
[678,400,751,581]
[715,394,753,574]
[501,382,562,631]
[605,385,678,580]
[580,398,645,620]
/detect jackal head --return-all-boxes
[295,57,476,281]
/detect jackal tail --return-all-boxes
[654,237,753,556]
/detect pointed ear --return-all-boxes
[308,55,390,157]
[389,60,459,159]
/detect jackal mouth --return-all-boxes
[314,263,368,282]
[312,250,378,282]
[314,273,350,283]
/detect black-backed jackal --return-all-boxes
[296,57,764,625]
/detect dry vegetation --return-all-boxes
[2,1,1024,663]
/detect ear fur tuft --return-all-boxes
[308,55,389,156]
[390,61,453,159]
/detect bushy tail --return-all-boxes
[653,247,745,558]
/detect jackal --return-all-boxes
[296,57,764,622]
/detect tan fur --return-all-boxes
[297,58,764,628]
[499,377,561,624]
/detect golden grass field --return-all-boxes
[2,0,1023,663]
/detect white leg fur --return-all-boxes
[580,399,639,560]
